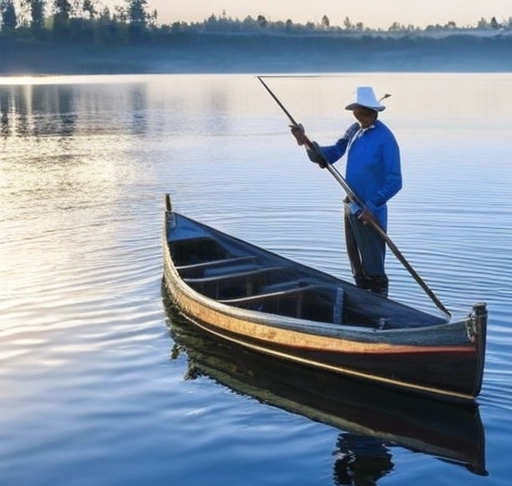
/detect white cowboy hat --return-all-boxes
[345,86,386,112]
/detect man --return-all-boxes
[291,86,402,297]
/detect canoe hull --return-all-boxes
[162,196,487,402]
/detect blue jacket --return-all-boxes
[318,120,402,230]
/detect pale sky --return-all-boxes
[130,0,512,29]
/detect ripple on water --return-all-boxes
[1,74,512,486]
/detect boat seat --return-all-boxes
[176,256,258,278]
[183,266,285,299]
[183,266,283,284]
[259,280,305,293]
[219,284,318,304]
[219,284,320,318]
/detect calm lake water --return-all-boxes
[1,73,512,485]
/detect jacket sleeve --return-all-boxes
[306,123,359,164]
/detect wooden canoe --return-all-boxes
[162,194,487,403]
[165,309,487,477]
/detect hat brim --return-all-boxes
[345,102,385,112]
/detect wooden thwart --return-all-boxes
[183,266,283,285]
[176,255,258,273]
[219,283,319,305]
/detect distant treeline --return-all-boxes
[0,0,511,43]
[2,1,512,75]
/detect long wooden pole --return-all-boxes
[257,76,451,317]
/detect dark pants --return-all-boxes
[344,206,388,297]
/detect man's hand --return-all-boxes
[357,208,375,225]
[347,201,375,225]
[290,123,307,146]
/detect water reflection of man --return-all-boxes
[332,433,394,486]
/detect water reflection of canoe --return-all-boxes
[165,307,487,477]
[162,195,487,403]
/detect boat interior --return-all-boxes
[169,235,441,329]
